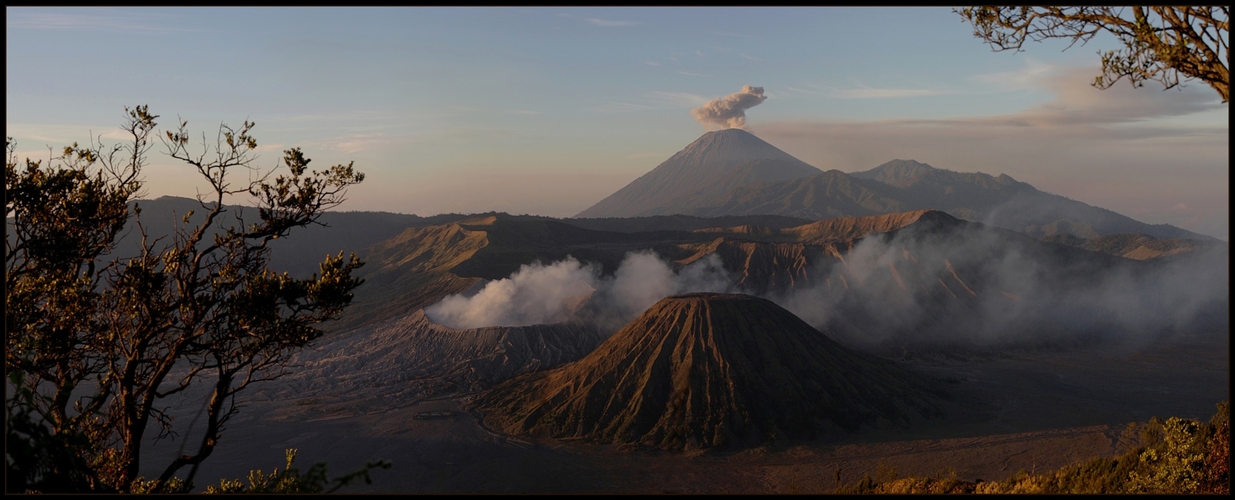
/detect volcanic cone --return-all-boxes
[473,293,944,450]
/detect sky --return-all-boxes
[6,7,1229,239]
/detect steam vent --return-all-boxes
[473,293,944,450]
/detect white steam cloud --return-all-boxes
[690,84,767,130]
[425,220,1227,353]
[424,257,598,329]
[425,251,733,330]
[770,225,1229,352]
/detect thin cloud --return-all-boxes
[644,61,661,67]
[650,91,708,108]
[588,91,706,114]
[625,151,672,160]
[252,143,286,154]
[786,86,822,95]
[9,148,61,165]
[7,123,134,147]
[503,109,543,115]
[386,127,521,148]
[754,65,1228,238]
[591,102,658,113]
[678,70,713,77]
[707,30,754,38]
[699,44,766,62]
[973,59,1054,91]
[267,111,398,123]
[978,65,1222,126]
[324,133,391,154]
[321,127,519,154]
[8,11,202,33]
[830,88,955,99]
[586,18,640,27]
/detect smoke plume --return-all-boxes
[691,84,767,130]
[586,251,732,332]
[425,251,733,330]
[425,219,1227,353]
[769,224,1229,353]
[424,257,599,329]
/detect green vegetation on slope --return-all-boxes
[834,401,1230,494]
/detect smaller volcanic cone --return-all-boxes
[473,293,943,450]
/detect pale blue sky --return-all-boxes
[7,7,1229,238]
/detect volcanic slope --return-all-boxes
[574,128,821,218]
[268,309,603,412]
[677,209,1221,353]
[474,293,946,451]
[695,159,1210,240]
[335,213,721,330]
[690,168,909,220]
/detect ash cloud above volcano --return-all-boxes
[691,84,767,130]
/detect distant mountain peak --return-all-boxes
[696,128,759,141]
[574,129,821,218]
[851,159,941,187]
[671,128,803,168]
[702,127,754,138]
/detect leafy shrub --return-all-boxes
[1128,417,1206,493]
[202,449,391,494]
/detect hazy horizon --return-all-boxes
[7,7,1229,239]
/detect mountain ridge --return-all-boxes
[573,131,1213,240]
[695,159,1212,241]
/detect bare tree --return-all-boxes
[6,106,366,493]
[957,6,1230,102]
